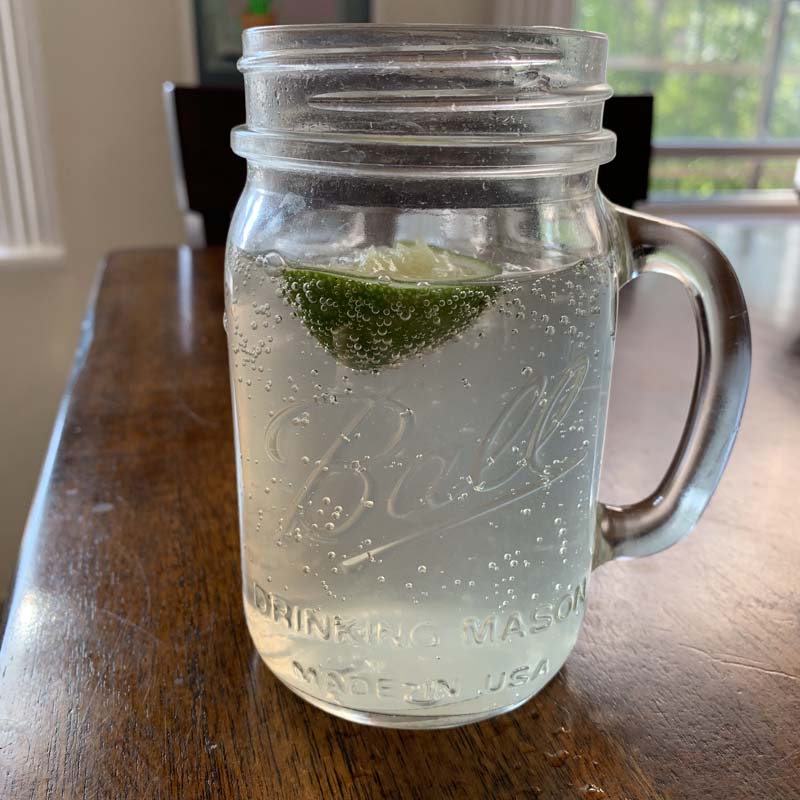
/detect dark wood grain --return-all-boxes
[2,223,799,799]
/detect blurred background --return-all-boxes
[1,0,798,596]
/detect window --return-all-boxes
[0,0,62,264]
[575,0,800,198]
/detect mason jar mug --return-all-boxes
[224,25,751,728]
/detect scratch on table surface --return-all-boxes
[771,746,800,768]
[80,603,159,727]
[130,548,153,617]
[96,607,164,648]
[175,394,213,427]
[111,539,153,617]
[679,643,800,683]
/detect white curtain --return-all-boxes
[493,0,575,28]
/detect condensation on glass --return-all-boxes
[224,25,751,728]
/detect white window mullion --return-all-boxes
[1,0,39,245]
[0,128,11,245]
[0,8,27,248]
[15,0,59,246]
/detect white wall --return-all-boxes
[0,1,194,595]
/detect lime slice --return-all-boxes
[281,241,499,370]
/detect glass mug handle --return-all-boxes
[593,206,752,567]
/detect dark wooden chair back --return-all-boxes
[599,95,654,208]
[163,83,246,246]
[163,86,653,244]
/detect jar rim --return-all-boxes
[241,23,608,53]
[239,24,607,72]
[235,24,615,177]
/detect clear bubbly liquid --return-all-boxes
[225,246,616,727]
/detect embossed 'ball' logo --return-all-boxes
[264,394,412,544]
[263,355,590,561]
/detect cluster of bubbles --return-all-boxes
[228,246,610,616]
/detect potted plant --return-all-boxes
[241,0,275,29]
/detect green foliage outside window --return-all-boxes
[575,0,800,194]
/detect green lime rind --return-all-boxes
[281,267,497,370]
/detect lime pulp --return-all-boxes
[280,242,500,370]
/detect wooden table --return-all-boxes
[2,219,799,799]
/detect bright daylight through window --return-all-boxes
[575,0,800,198]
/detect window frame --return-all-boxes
[0,0,63,268]
[578,0,800,210]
